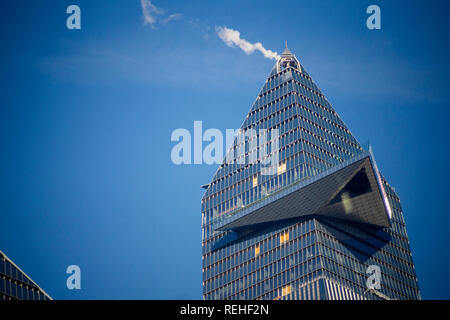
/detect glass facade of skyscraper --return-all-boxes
[201,47,420,300]
[0,250,51,300]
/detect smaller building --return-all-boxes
[0,250,52,300]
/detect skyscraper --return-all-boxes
[201,46,420,300]
[0,250,51,300]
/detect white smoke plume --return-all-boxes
[216,26,280,60]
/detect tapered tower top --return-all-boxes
[276,42,300,72]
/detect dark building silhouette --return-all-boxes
[0,250,51,300]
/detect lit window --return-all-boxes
[255,245,260,256]
[277,163,286,175]
[282,284,292,296]
[280,231,289,244]
[253,176,258,187]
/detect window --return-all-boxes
[255,245,260,257]
[280,231,289,244]
[282,284,292,296]
[277,162,286,175]
[253,176,258,188]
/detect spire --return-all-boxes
[282,40,293,56]
[276,41,299,72]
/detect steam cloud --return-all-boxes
[216,26,280,60]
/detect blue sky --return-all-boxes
[0,0,449,299]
